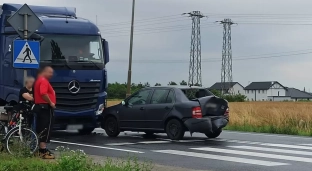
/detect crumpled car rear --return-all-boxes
[184,96,229,134]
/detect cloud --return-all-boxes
[4,0,312,89]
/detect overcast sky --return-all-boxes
[4,0,312,90]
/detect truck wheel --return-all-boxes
[78,128,95,135]
[205,129,222,138]
[165,119,185,140]
[104,117,120,137]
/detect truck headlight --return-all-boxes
[96,104,104,115]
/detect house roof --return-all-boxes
[286,88,312,99]
[209,82,240,90]
[244,81,285,90]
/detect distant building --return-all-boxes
[244,81,287,101]
[209,82,245,95]
[273,88,312,101]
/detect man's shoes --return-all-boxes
[38,149,55,159]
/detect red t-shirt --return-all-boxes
[34,76,56,104]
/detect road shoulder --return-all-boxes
[89,154,210,171]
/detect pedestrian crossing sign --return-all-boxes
[13,40,40,69]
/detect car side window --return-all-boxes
[151,89,170,104]
[127,89,152,105]
[166,90,175,103]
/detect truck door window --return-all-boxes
[89,41,101,60]
[151,89,170,104]
[128,89,152,105]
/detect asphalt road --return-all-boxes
[50,129,312,171]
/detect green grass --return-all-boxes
[0,146,153,171]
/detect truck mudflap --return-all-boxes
[184,117,228,134]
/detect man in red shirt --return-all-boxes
[34,66,56,159]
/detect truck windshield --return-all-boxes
[40,35,104,64]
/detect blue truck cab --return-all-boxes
[0,3,109,134]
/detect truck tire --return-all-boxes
[205,129,222,138]
[165,119,185,140]
[104,117,120,137]
[78,128,95,135]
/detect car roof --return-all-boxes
[150,85,207,89]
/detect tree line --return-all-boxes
[107,81,246,102]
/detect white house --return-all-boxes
[209,82,245,95]
[244,81,287,101]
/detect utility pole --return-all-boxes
[217,19,236,95]
[126,0,135,97]
[183,11,206,87]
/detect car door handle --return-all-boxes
[140,107,145,110]
[165,106,170,110]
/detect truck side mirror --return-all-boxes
[102,39,109,65]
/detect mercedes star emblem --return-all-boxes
[68,80,80,94]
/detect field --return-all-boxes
[107,100,312,136]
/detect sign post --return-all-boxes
[7,4,43,82]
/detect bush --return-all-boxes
[0,146,153,171]
[210,89,247,102]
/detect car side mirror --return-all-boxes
[121,100,127,106]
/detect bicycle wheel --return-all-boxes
[0,121,7,140]
[5,127,39,155]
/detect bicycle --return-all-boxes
[1,102,39,155]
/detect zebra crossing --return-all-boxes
[152,139,312,167]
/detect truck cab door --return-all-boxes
[2,35,18,87]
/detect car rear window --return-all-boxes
[180,88,214,100]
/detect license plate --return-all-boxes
[66,125,83,130]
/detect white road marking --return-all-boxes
[230,146,312,156]
[105,142,136,146]
[223,130,312,140]
[153,150,288,166]
[106,139,205,146]
[139,141,170,144]
[300,144,312,146]
[208,138,312,150]
[192,147,312,163]
[262,143,312,150]
[51,140,144,154]
[156,138,205,143]
[106,141,171,145]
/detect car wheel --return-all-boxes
[165,119,185,140]
[104,117,120,137]
[205,129,222,138]
[78,128,95,135]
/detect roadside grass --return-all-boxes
[0,146,153,171]
[107,100,312,136]
[226,102,312,136]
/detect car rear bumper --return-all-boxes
[184,116,228,134]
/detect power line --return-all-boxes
[110,50,312,63]
[98,14,184,27]
[102,23,216,34]
[103,24,221,38]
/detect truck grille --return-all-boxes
[51,82,100,112]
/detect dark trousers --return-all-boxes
[36,107,54,143]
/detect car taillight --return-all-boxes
[192,106,202,119]
[224,107,229,116]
